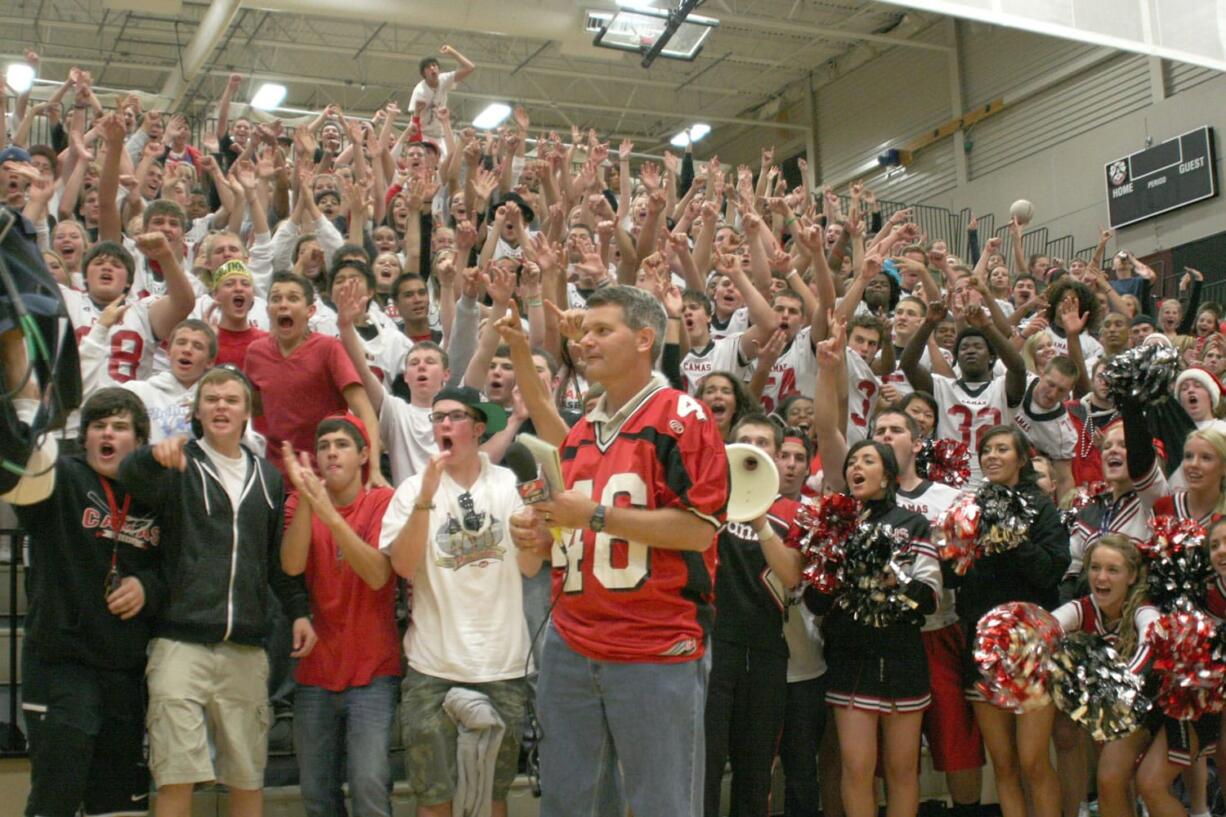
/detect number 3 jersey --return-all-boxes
[554,374,730,663]
[932,374,1010,489]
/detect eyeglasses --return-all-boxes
[430,409,476,425]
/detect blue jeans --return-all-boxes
[293,675,399,817]
[536,625,710,817]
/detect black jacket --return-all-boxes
[120,440,309,646]
[14,455,164,671]
[952,481,1070,624]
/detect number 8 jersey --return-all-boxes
[932,374,1009,489]
[554,374,730,663]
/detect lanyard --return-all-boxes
[98,476,131,576]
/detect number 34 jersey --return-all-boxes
[932,374,1009,490]
[555,376,730,663]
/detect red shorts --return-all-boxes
[921,624,985,772]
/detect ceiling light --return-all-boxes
[670,123,711,148]
[472,103,511,130]
[5,64,34,94]
[250,82,287,111]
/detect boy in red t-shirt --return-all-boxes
[209,260,268,369]
[243,269,384,482]
[281,414,399,817]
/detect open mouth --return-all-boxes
[1104,453,1125,469]
[277,315,295,330]
[99,442,116,458]
[99,272,115,287]
[232,294,247,310]
[440,434,454,451]
[850,473,867,489]
[175,356,193,369]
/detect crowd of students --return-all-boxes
[2,39,1226,817]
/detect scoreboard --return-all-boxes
[1105,127,1217,229]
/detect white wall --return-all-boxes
[795,21,1226,260]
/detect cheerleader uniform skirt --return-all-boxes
[822,613,930,714]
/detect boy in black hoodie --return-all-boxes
[13,388,164,817]
[119,366,314,817]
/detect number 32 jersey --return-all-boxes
[932,374,1008,489]
[554,376,729,663]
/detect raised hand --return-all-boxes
[816,314,845,369]
[1057,293,1088,336]
[639,161,661,192]
[545,300,586,341]
[99,112,127,145]
[134,232,173,262]
[495,300,529,349]
[483,263,516,305]
[97,295,128,329]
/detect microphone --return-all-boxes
[505,442,561,543]
[506,442,549,504]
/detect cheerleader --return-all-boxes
[1052,535,1159,817]
[1134,516,1226,817]
[954,425,1070,817]
[1209,519,1226,763]
[808,325,942,817]
[1154,428,1226,524]
[1064,417,1168,600]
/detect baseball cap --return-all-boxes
[0,146,33,166]
[433,386,507,434]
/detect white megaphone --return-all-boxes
[725,443,781,522]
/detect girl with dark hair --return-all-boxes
[808,325,942,817]
[952,424,1070,817]
[697,370,758,442]
[897,390,938,439]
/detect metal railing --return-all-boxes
[0,528,25,757]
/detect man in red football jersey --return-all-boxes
[510,285,729,817]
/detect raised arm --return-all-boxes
[1056,295,1092,399]
[963,295,1027,405]
[812,316,850,493]
[97,113,126,244]
[440,44,475,82]
[461,264,512,391]
[1008,217,1027,276]
[335,279,385,415]
[216,73,242,143]
[139,233,197,339]
[496,302,569,447]
[900,299,942,396]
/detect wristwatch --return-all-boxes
[589,504,607,533]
